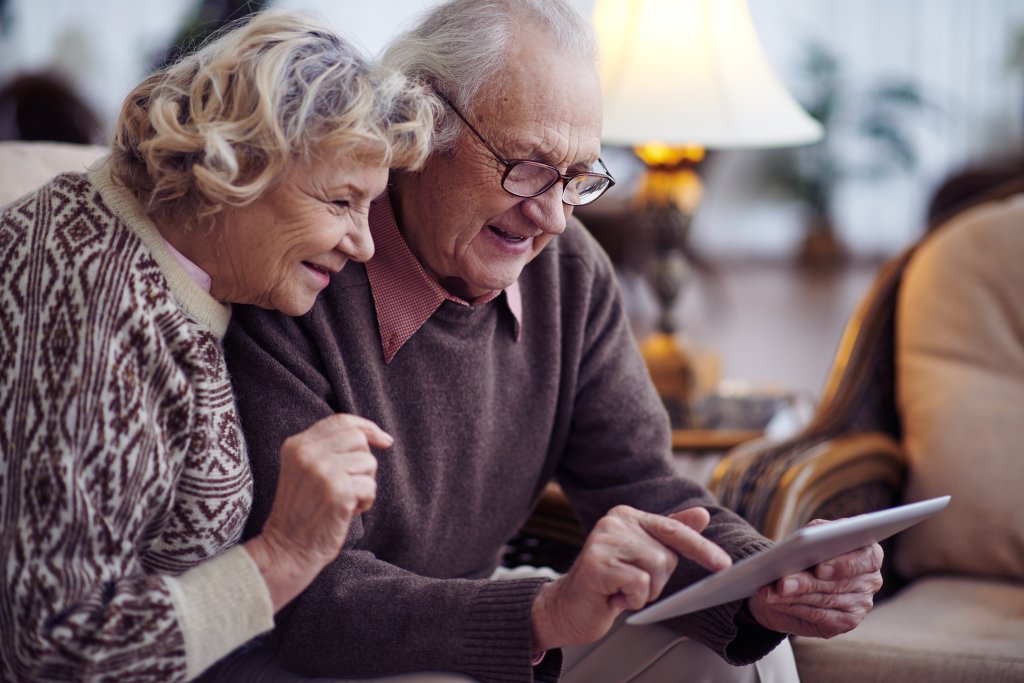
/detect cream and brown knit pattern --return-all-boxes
[0,173,251,682]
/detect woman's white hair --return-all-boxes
[110,10,439,231]
[380,0,595,153]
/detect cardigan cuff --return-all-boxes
[164,545,275,679]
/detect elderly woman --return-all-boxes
[0,11,435,683]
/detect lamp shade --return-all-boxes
[594,0,823,149]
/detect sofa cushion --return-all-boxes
[894,194,1024,581]
[793,576,1024,683]
[0,141,107,206]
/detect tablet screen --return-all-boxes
[627,495,951,625]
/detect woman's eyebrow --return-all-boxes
[330,182,368,200]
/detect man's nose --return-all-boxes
[522,182,568,235]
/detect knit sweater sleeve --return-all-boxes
[224,307,555,683]
[0,180,272,682]
[0,295,271,683]
[552,228,786,665]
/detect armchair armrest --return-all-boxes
[710,433,907,540]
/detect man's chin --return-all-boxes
[438,276,496,300]
[439,272,519,301]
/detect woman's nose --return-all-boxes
[340,217,375,262]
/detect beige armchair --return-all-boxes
[0,140,107,206]
[711,187,1024,682]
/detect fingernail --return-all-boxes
[818,564,834,579]
[781,578,799,596]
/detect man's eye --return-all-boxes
[332,200,351,209]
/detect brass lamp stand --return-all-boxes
[634,143,705,427]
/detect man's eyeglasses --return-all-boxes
[440,95,615,207]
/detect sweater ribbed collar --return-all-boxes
[88,160,231,338]
[365,194,522,364]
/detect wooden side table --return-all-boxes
[671,428,764,491]
[672,429,762,452]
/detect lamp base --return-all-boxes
[640,331,697,429]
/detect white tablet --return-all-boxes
[627,495,951,626]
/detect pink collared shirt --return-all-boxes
[365,196,522,364]
[163,238,213,293]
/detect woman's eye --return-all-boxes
[332,200,350,209]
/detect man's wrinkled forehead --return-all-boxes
[475,49,603,168]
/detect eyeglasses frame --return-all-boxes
[438,94,615,206]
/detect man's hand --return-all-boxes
[747,521,884,639]
[531,505,732,652]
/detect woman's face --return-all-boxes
[209,156,388,315]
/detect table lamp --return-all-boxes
[592,0,824,426]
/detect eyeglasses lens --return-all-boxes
[565,175,611,205]
[504,162,558,196]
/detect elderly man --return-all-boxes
[219,1,883,681]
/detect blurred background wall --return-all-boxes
[2,0,1022,398]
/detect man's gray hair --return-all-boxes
[381,0,596,153]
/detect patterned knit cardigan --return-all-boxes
[0,164,273,682]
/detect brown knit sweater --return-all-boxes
[0,167,272,682]
[223,198,784,683]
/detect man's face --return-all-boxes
[395,29,604,300]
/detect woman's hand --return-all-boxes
[244,413,390,612]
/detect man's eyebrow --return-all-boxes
[525,148,600,173]
[502,132,600,172]
[568,157,601,173]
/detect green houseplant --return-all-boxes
[761,41,934,265]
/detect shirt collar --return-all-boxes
[162,235,212,293]
[365,193,522,364]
